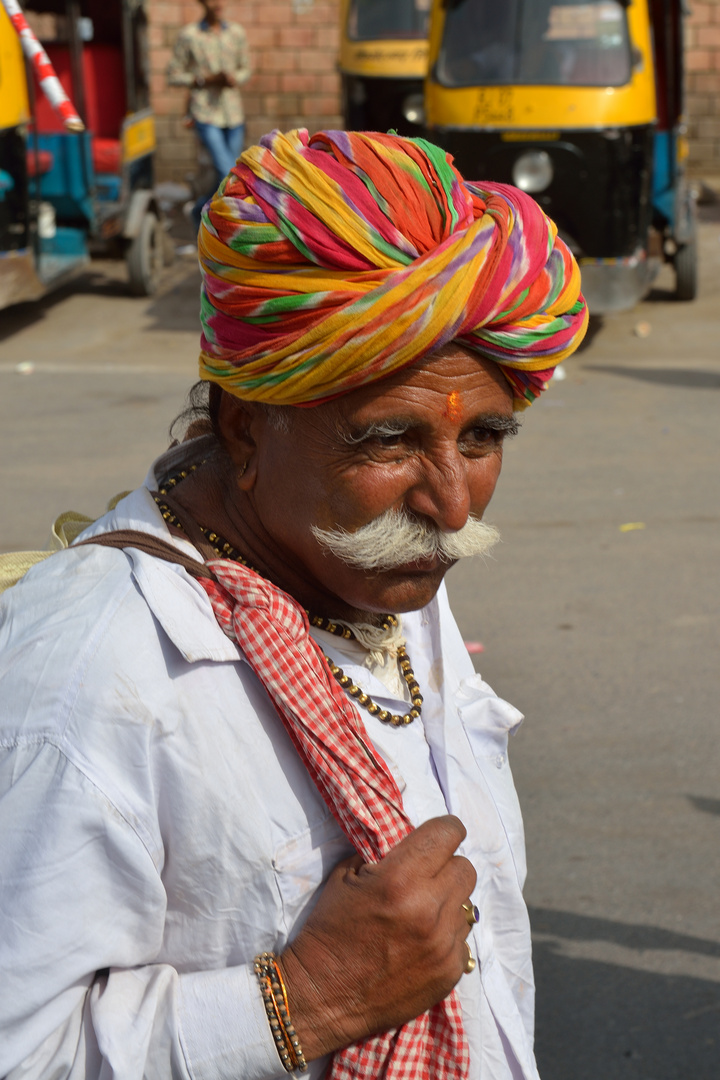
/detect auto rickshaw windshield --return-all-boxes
[436,0,632,88]
[347,0,431,41]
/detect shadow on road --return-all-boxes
[532,907,720,958]
[144,261,202,333]
[0,270,126,343]
[698,201,720,225]
[0,260,202,344]
[686,795,720,818]
[576,315,605,353]
[642,284,679,304]
[530,907,720,1080]
[582,365,720,389]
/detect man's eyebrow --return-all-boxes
[336,418,415,445]
[337,412,521,445]
[467,414,521,437]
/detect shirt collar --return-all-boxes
[199,17,228,31]
[77,438,241,665]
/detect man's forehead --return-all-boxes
[429,343,477,363]
[347,347,510,408]
[319,352,511,433]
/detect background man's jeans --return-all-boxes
[192,121,244,231]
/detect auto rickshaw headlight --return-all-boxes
[401,94,425,126]
[512,151,554,194]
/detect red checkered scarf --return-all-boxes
[198,559,470,1079]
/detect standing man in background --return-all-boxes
[167,0,251,230]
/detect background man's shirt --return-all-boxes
[167,20,251,127]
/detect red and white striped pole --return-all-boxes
[2,0,85,132]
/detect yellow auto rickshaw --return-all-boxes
[0,0,164,311]
[424,0,697,310]
[339,0,431,135]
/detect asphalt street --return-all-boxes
[1,208,718,1079]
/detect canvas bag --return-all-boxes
[0,493,131,595]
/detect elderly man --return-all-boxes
[0,131,587,1080]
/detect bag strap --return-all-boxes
[72,490,225,580]
[73,530,215,580]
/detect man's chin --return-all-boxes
[349,559,453,615]
[308,552,456,620]
[387,553,458,575]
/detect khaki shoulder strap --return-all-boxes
[73,530,215,580]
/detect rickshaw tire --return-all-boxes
[127,211,163,297]
[674,238,698,302]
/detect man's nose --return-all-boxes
[404,449,471,533]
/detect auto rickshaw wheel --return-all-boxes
[674,236,698,302]
[127,211,163,297]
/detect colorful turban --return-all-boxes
[198,129,588,409]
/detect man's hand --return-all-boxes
[279,815,476,1062]
[197,70,235,88]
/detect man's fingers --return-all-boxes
[342,817,476,914]
[453,850,478,894]
[333,852,365,877]
[381,816,468,877]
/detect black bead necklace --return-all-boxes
[154,470,423,727]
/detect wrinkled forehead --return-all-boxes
[391,343,516,405]
[290,343,514,434]
[248,344,515,446]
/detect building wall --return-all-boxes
[149,0,342,186]
[686,0,720,177]
[149,0,720,185]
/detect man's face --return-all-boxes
[202,0,226,21]
[244,347,515,617]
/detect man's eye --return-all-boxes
[374,432,404,447]
[472,427,498,442]
[461,426,505,452]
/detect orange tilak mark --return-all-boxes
[443,391,462,422]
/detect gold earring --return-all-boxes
[238,461,248,478]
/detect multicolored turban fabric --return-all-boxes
[198,129,588,410]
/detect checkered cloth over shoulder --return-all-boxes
[200,559,470,1080]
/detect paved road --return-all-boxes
[450,211,720,1080]
[1,210,719,1079]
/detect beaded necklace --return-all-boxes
[154,469,423,728]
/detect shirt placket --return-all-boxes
[199,31,218,126]
[220,31,232,126]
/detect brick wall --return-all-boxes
[149,0,720,185]
[149,0,342,186]
[686,0,720,177]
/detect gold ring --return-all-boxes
[462,902,479,927]
[464,941,476,974]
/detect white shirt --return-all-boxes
[0,442,539,1080]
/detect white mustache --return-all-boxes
[311,508,500,571]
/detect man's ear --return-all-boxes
[217,392,259,487]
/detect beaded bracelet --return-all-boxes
[254,952,308,1073]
